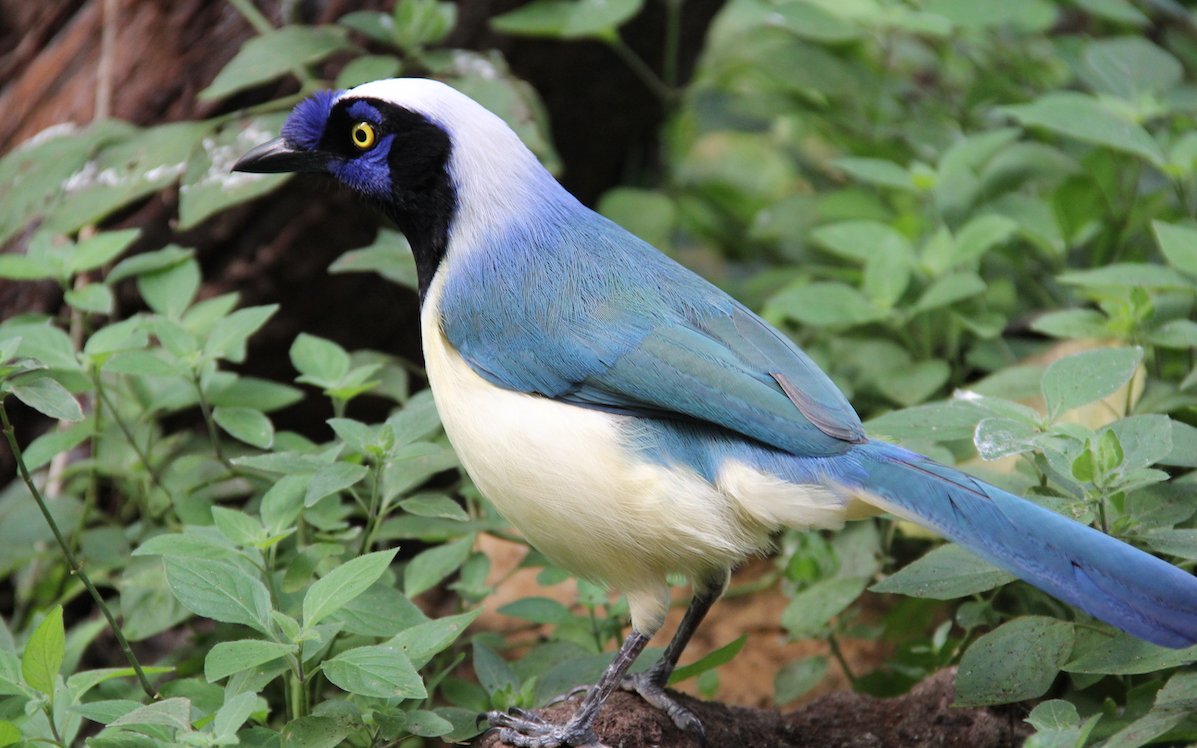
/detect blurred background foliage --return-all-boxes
[0,0,1196,745]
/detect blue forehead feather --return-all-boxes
[347,100,383,122]
[281,89,344,150]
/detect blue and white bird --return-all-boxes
[235,78,1197,747]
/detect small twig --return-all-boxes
[661,0,683,89]
[826,631,856,685]
[608,37,675,104]
[95,0,117,120]
[227,0,274,35]
[1,401,159,700]
[93,375,172,503]
[192,373,233,471]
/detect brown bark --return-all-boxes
[476,669,1028,748]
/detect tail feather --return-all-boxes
[850,441,1197,649]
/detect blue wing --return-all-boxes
[438,208,864,457]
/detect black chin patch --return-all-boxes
[324,97,457,301]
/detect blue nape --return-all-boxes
[281,89,343,150]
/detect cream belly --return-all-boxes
[419,275,855,631]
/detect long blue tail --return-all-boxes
[848,441,1197,648]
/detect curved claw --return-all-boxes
[620,672,707,745]
[544,684,591,707]
[483,708,605,748]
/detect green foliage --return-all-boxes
[2,0,1197,745]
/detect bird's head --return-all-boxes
[234,78,564,294]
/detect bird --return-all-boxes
[234,78,1197,748]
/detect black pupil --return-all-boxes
[355,126,368,144]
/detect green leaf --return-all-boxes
[770,1,860,42]
[328,229,417,289]
[335,55,403,89]
[404,535,473,597]
[1059,262,1192,290]
[491,0,643,40]
[875,359,949,407]
[211,507,265,547]
[107,245,192,284]
[767,282,887,328]
[866,400,985,442]
[67,666,173,698]
[205,304,279,364]
[472,639,518,696]
[597,188,676,250]
[392,0,457,51]
[811,220,914,264]
[1041,346,1142,420]
[1002,92,1164,166]
[773,657,828,705]
[304,462,369,507]
[1031,309,1110,340]
[669,634,746,684]
[1024,700,1101,748]
[912,271,986,314]
[21,605,64,695]
[924,0,1056,30]
[1064,629,1197,674]
[953,214,1018,266]
[0,720,20,747]
[955,617,1074,706]
[497,597,572,625]
[109,696,192,731]
[138,258,200,318]
[212,691,262,740]
[64,284,114,315]
[303,549,398,627]
[0,254,53,280]
[9,376,83,421]
[1080,37,1182,101]
[1152,220,1197,277]
[321,644,426,699]
[213,406,274,449]
[205,639,295,682]
[405,709,455,738]
[780,577,868,638]
[974,417,1040,460]
[280,715,353,748]
[872,544,1016,599]
[385,609,481,669]
[164,556,272,634]
[71,229,140,273]
[261,475,308,533]
[833,158,913,191]
[200,26,354,102]
[178,114,290,231]
[1074,0,1148,25]
[23,417,93,471]
[290,333,351,386]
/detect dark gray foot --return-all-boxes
[620,672,706,743]
[483,708,605,748]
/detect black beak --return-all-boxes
[232,138,329,174]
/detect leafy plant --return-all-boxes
[3,0,1197,746]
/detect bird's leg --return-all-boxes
[620,573,727,740]
[485,629,650,748]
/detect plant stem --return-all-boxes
[192,372,234,472]
[93,375,172,503]
[227,0,274,35]
[0,401,159,700]
[357,461,383,555]
[826,631,856,685]
[662,0,683,88]
[608,37,675,104]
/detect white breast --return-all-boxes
[420,274,854,632]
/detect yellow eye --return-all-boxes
[351,122,376,149]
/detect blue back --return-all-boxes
[438,198,865,457]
